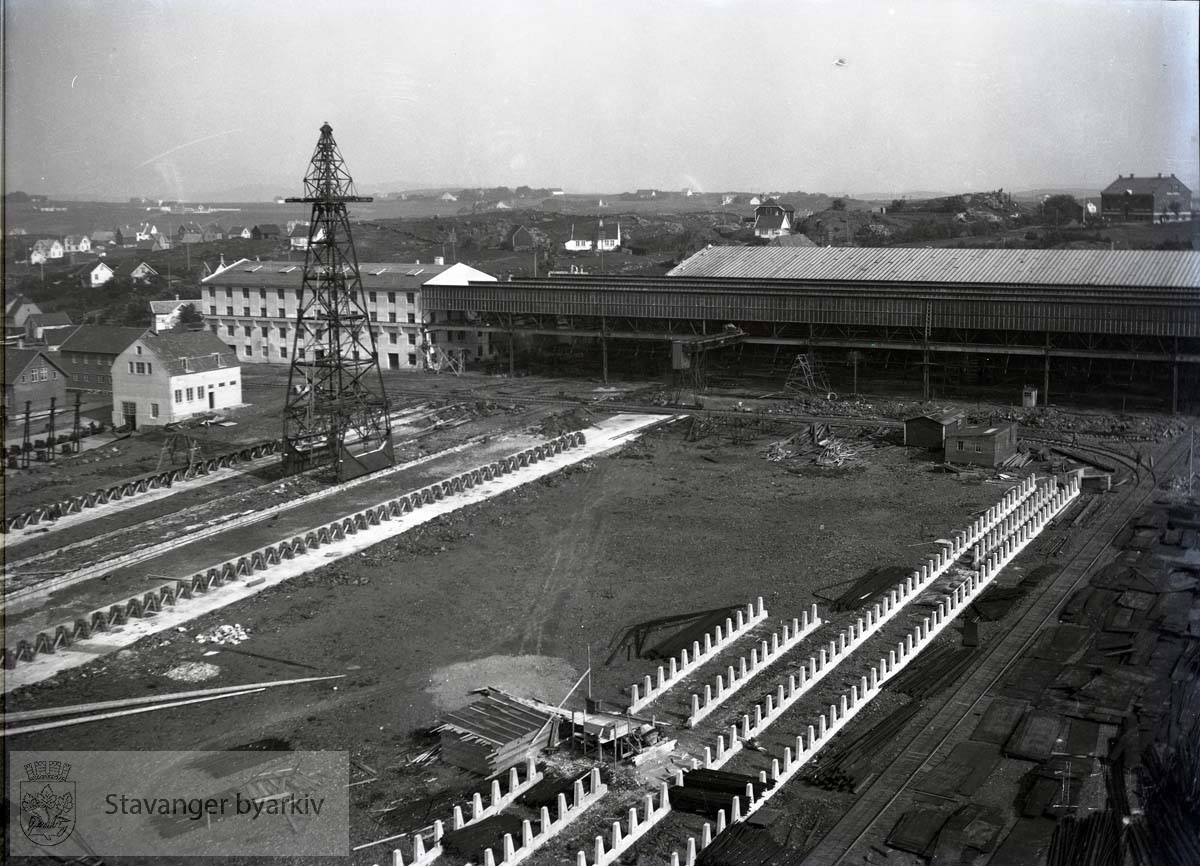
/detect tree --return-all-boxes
[175,303,204,331]
[1042,194,1081,225]
[515,185,533,197]
[830,198,846,211]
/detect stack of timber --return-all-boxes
[440,813,526,863]
[694,821,803,866]
[885,645,981,701]
[436,689,554,775]
[668,768,770,818]
[802,700,922,792]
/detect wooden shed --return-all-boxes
[436,689,555,775]
[904,411,965,449]
[944,423,1019,468]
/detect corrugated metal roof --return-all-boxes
[667,246,1200,289]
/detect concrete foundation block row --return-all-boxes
[477,768,608,866]
[628,597,767,714]
[686,604,821,727]
[385,757,542,866]
[4,432,588,670]
[672,477,1074,862]
[572,783,671,866]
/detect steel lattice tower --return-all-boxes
[283,122,394,480]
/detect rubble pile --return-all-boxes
[196,623,250,645]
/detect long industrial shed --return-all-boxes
[422,246,1200,409]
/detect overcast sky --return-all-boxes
[4,0,1198,199]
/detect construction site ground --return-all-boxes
[5,405,1006,864]
[4,363,1191,866]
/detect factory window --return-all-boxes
[82,373,90,383]
[279,346,288,359]
[350,290,357,301]
[956,441,964,451]
[389,333,397,344]
[128,361,135,373]
[295,289,303,299]
[259,289,266,299]
[135,345,142,355]
[71,356,77,365]
[243,326,251,337]
[277,308,286,318]
[407,333,416,346]
[242,307,250,316]
[369,292,377,303]
[226,306,233,316]
[407,313,415,324]
[407,353,416,366]
[242,289,249,298]
[210,305,217,315]
[277,289,286,300]
[174,389,182,403]
[226,288,233,298]
[261,346,268,357]
[151,403,159,419]
[244,345,252,356]
[260,326,269,337]
[387,292,395,304]
[389,312,396,323]
[186,387,194,401]
[298,348,305,359]
[260,307,267,317]
[370,312,378,322]
[279,327,288,339]
[974,442,982,453]
[227,325,235,336]
[406,293,414,304]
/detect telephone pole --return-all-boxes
[282,123,394,481]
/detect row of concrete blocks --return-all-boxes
[475,768,608,866]
[570,783,672,866]
[381,758,543,866]
[668,475,1081,863]
[627,598,768,714]
[3,432,588,670]
[686,605,822,727]
[702,476,1079,775]
[971,482,1061,561]
[4,440,281,532]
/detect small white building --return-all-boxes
[149,297,202,333]
[440,192,458,202]
[111,330,242,428]
[30,239,64,263]
[289,224,325,251]
[77,261,115,287]
[564,220,621,252]
[63,235,92,253]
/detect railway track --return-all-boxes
[801,433,1187,864]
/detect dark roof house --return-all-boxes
[1100,173,1192,221]
[58,325,147,357]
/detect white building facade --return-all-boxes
[110,331,242,428]
[199,259,498,371]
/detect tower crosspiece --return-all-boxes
[282,123,394,480]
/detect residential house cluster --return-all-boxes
[563,220,622,252]
[22,221,291,265]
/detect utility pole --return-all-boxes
[283,123,394,481]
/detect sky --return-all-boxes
[4,0,1198,200]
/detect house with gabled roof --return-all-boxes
[30,239,64,264]
[753,199,796,239]
[74,260,115,288]
[114,260,159,285]
[1101,173,1192,222]
[4,347,69,425]
[89,229,117,247]
[57,325,147,396]
[228,225,251,239]
[111,329,242,428]
[23,312,74,348]
[564,220,621,252]
[203,223,226,242]
[289,224,325,251]
[5,295,43,330]
[63,235,92,254]
[252,224,282,240]
[149,296,201,332]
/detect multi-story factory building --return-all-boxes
[200,258,497,370]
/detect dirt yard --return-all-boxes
[6,421,1003,864]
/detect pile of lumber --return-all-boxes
[802,700,921,792]
[436,689,554,776]
[668,768,769,818]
